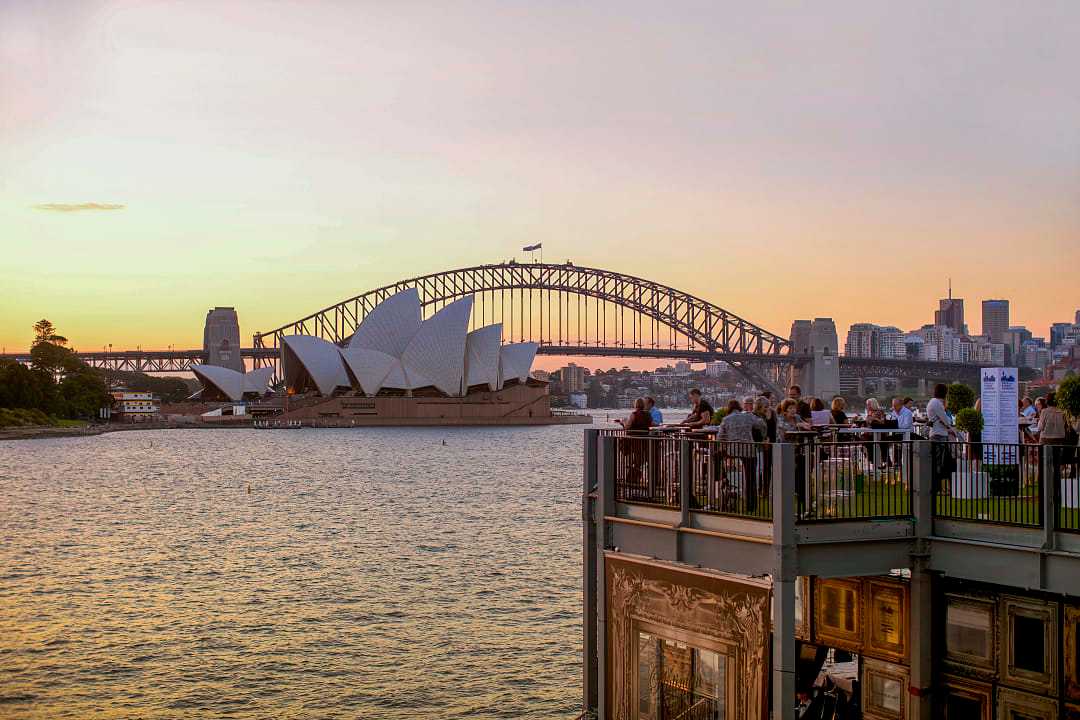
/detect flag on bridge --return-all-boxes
[522,243,542,252]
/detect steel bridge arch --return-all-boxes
[252,262,794,389]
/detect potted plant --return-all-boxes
[955,407,984,439]
[946,383,977,414]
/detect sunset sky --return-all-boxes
[2,1,1078,367]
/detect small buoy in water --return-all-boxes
[441,439,447,446]
[246,483,251,494]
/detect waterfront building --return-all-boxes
[705,361,727,377]
[111,390,159,421]
[562,363,587,393]
[582,431,1080,720]
[982,299,1010,342]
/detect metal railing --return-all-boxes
[797,439,914,522]
[932,442,1043,527]
[1051,443,1080,532]
[600,431,1080,529]
[610,433,682,509]
[689,440,772,520]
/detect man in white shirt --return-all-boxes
[890,397,914,431]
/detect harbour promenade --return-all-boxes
[582,429,1080,719]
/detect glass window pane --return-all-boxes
[947,604,990,659]
[869,673,902,714]
[1013,615,1046,674]
[946,694,983,719]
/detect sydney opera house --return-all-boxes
[191,290,577,425]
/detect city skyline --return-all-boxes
[3,1,1079,354]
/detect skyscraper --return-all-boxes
[934,281,965,333]
[981,300,1010,342]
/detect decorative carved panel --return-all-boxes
[1066,605,1080,702]
[943,591,998,680]
[999,594,1058,696]
[795,577,810,642]
[995,686,1059,720]
[864,578,908,663]
[605,552,771,720]
[814,578,862,652]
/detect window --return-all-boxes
[1013,616,1045,674]
[944,593,996,676]
[939,675,992,720]
[636,630,727,720]
[1000,595,1058,696]
[862,658,907,720]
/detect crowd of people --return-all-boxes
[615,384,926,444]
[614,381,1080,497]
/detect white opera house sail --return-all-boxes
[267,290,539,398]
[190,364,275,402]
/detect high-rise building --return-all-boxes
[844,324,876,358]
[561,363,586,393]
[934,283,965,333]
[844,324,904,359]
[877,326,904,359]
[1052,322,1072,350]
[981,300,1010,342]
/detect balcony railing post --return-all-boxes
[594,435,616,720]
[679,438,692,526]
[772,441,796,720]
[582,429,599,715]
[1042,445,1056,548]
[912,440,933,538]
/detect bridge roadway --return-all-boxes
[1,346,982,382]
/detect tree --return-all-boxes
[59,368,110,419]
[1058,375,1080,422]
[946,383,977,413]
[32,319,67,347]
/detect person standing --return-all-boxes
[616,397,653,432]
[719,400,768,512]
[615,397,653,498]
[1036,392,1069,487]
[644,396,663,426]
[788,384,811,421]
[927,383,956,493]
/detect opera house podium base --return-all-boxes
[273,382,590,426]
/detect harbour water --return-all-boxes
[0,424,594,719]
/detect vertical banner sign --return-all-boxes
[981,367,1018,464]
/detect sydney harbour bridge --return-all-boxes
[3,262,981,393]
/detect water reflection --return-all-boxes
[0,425,588,718]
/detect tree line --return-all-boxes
[0,319,111,420]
